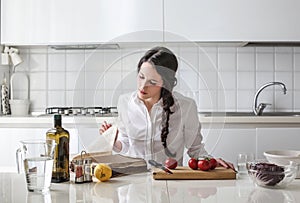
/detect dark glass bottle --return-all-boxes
[46,114,70,183]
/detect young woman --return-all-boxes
[100,46,234,169]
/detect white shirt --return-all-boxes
[116,91,208,166]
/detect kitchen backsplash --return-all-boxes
[3,44,300,113]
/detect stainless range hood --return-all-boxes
[50,43,120,50]
[244,41,300,47]
[193,41,300,47]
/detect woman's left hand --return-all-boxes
[216,158,236,172]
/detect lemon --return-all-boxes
[94,163,112,182]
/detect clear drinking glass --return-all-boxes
[237,153,254,175]
[16,139,56,193]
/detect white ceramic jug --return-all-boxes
[9,72,30,116]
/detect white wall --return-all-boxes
[10,44,300,113]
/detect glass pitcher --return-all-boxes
[16,139,56,193]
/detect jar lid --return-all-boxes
[84,158,92,164]
[75,159,83,165]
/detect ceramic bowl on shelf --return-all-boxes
[247,161,298,189]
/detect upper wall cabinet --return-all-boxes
[1,0,163,45]
[164,0,300,42]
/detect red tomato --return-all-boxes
[198,160,210,171]
[209,158,218,170]
[164,158,178,169]
[188,158,198,170]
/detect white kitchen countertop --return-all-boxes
[1,172,300,203]
[0,115,118,128]
[1,113,300,128]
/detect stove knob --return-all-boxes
[111,108,118,114]
[81,108,87,115]
[64,109,70,115]
[88,109,95,115]
[73,109,78,115]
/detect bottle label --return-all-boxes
[75,165,84,183]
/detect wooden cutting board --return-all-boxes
[152,166,236,180]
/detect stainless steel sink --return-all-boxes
[200,112,300,117]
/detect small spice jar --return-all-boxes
[74,159,84,184]
[83,158,93,182]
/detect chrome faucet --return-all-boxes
[253,82,287,116]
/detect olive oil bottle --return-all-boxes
[46,114,70,183]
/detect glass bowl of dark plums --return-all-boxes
[247,161,298,189]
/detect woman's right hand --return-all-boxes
[99,121,121,152]
[99,121,112,135]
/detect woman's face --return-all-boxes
[137,62,163,102]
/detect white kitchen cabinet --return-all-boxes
[0,128,79,172]
[1,1,51,45]
[164,0,300,42]
[1,0,163,45]
[256,128,300,159]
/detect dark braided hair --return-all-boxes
[137,47,178,157]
